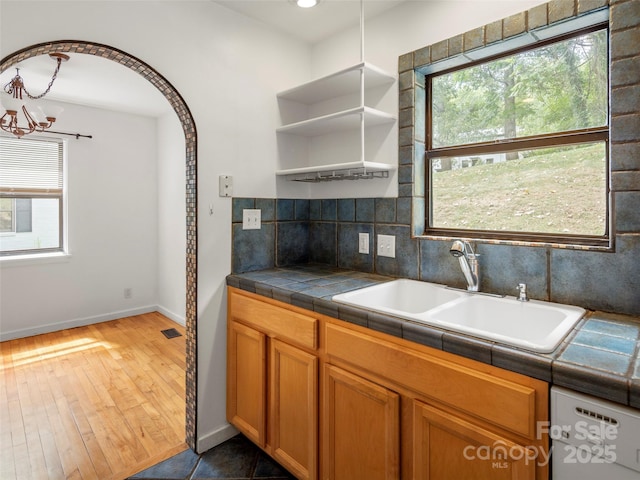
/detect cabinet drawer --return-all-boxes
[229,288,318,350]
[325,322,537,439]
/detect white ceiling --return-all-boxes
[215,0,406,44]
[0,0,405,119]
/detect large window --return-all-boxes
[426,25,609,246]
[0,136,64,256]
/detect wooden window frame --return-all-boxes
[425,24,610,247]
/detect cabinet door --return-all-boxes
[323,364,399,480]
[227,321,266,447]
[270,339,318,480]
[413,401,535,480]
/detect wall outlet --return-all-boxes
[124,287,132,299]
[358,233,370,254]
[242,209,261,230]
[377,234,396,258]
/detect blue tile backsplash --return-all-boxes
[232,196,640,317]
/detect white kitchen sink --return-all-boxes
[427,294,585,353]
[332,279,585,353]
[332,279,464,314]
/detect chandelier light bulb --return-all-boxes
[1,92,22,113]
[39,104,64,120]
[29,106,47,125]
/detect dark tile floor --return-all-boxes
[128,434,295,480]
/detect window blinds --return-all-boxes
[0,136,63,195]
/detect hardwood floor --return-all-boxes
[0,312,187,480]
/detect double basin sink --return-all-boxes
[332,279,586,353]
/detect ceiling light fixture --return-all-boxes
[1,53,69,138]
[296,0,318,8]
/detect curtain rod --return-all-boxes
[44,130,93,140]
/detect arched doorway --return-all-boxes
[0,40,198,450]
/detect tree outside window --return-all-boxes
[427,26,609,244]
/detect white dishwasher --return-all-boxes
[551,386,640,479]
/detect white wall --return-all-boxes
[0,100,159,338]
[312,0,548,76]
[0,0,310,452]
[157,111,186,325]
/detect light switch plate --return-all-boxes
[377,234,395,258]
[219,175,233,197]
[242,209,261,230]
[358,233,370,254]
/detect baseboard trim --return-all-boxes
[196,423,239,454]
[156,305,186,326]
[0,305,158,342]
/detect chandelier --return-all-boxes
[1,53,69,138]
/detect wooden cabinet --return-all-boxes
[324,322,541,439]
[413,401,535,480]
[270,339,318,480]
[227,287,549,480]
[323,364,399,480]
[227,321,266,446]
[227,288,319,480]
[324,320,548,480]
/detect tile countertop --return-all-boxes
[226,265,640,410]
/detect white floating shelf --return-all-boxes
[275,61,397,182]
[276,106,396,137]
[277,62,396,104]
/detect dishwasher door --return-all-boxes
[551,386,640,479]
[553,450,639,479]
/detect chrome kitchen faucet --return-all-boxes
[449,240,480,292]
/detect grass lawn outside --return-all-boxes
[430,143,607,236]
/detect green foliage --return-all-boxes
[431,28,608,148]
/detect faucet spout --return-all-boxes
[456,255,479,291]
[449,240,480,292]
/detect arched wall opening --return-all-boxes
[0,40,198,449]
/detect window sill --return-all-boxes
[414,232,614,252]
[0,252,72,267]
